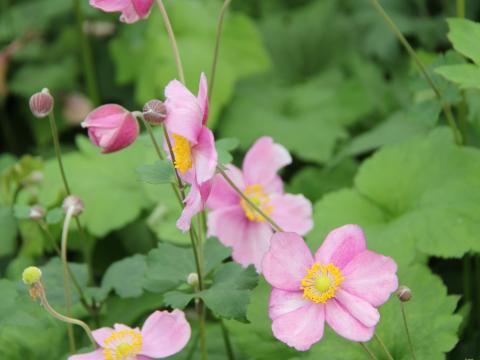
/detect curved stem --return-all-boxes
[156,0,185,84]
[456,0,465,18]
[369,0,463,145]
[209,0,232,100]
[217,166,283,232]
[360,343,378,360]
[400,302,417,360]
[374,334,394,360]
[62,206,76,353]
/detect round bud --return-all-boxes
[22,266,42,285]
[29,205,45,221]
[187,272,199,287]
[29,88,54,118]
[143,99,167,124]
[63,195,84,217]
[396,285,412,302]
[63,93,93,125]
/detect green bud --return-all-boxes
[22,266,42,285]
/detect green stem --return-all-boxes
[456,0,465,18]
[463,255,472,305]
[220,320,235,360]
[360,343,378,360]
[209,0,232,101]
[217,166,283,232]
[73,0,100,105]
[400,302,417,360]
[369,0,463,145]
[374,334,394,360]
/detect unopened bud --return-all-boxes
[29,205,45,221]
[29,88,54,118]
[63,93,93,125]
[22,266,42,285]
[396,285,412,302]
[143,99,167,124]
[63,195,84,216]
[187,272,199,287]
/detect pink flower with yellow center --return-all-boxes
[207,137,313,271]
[262,225,398,351]
[90,0,154,24]
[69,310,191,360]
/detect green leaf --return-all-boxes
[101,254,147,298]
[163,290,195,309]
[446,18,480,65]
[435,64,480,90]
[0,206,17,256]
[135,160,174,184]
[13,204,31,220]
[45,207,64,225]
[215,138,239,165]
[204,237,231,275]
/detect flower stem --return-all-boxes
[360,343,378,360]
[374,334,394,360]
[400,302,417,360]
[216,166,283,232]
[62,206,76,353]
[220,320,235,360]
[369,0,463,145]
[456,0,465,18]
[209,0,232,101]
[156,0,185,84]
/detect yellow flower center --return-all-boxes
[240,184,273,222]
[172,134,192,173]
[102,329,142,360]
[301,263,344,303]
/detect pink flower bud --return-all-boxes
[63,195,84,217]
[90,0,154,24]
[29,88,54,118]
[81,104,139,153]
[143,99,167,124]
[63,93,93,125]
[396,285,412,302]
[29,205,45,221]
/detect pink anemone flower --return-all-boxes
[69,310,191,360]
[262,225,398,351]
[207,137,313,272]
[163,73,217,231]
[90,0,154,24]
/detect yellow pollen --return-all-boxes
[102,329,142,360]
[240,184,273,222]
[301,263,344,303]
[172,134,192,173]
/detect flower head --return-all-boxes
[69,310,191,360]
[29,88,54,118]
[206,137,313,271]
[262,225,398,351]
[90,0,154,24]
[22,266,42,285]
[82,104,139,154]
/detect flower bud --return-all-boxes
[63,93,93,125]
[396,285,412,302]
[63,195,84,216]
[29,88,54,118]
[22,266,42,285]
[187,272,199,287]
[143,99,167,124]
[29,205,45,221]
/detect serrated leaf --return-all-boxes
[101,254,147,298]
[435,64,480,90]
[135,160,174,184]
[446,18,480,65]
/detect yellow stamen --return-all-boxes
[102,329,142,360]
[301,263,343,303]
[240,184,273,222]
[172,134,192,173]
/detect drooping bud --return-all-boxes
[187,272,199,287]
[396,285,412,302]
[29,205,45,221]
[143,99,167,124]
[63,195,84,217]
[22,266,42,285]
[29,88,54,118]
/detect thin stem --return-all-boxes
[189,229,204,291]
[217,166,283,232]
[400,302,417,360]
[220,320,235,360]
[369,0,463,145]
[209,0,232,100]
[456,0,465,18]
[156,0,185,84]
[374,334,394,360]
[360,343,378,360]
[198,301,207,360]
[62,206,76,353]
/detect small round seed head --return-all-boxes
[62,195,84,217]
[29,205,45,221]
[143,99,167,124]
[396,285,412,302]
[22,266,42,285]
[187,272,199,287]
[29,88,54,118]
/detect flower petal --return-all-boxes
[101,112,139,154]
[197,72,209,125]
[82,104,128,128]
[271,301,325,351]
[270,193,313,235]
[243,137,291,191]
[335,288,380,328]
[91,327,114,347]
[89,0,128,12]
[269,288,310,320]
[132,0,153,17]
[69,350,104,360]
[177,181,211,232]
[314,224,366,269]
[341,250,398,307]
[193,127,217,184]
[262,232,313,291]
[325,299,375,342]
[207,206,245,247]
[206,165,244,210]
[140,310,191,358]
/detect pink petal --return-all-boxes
[314,224,366,269]
[269,288,310,320]
[341,250,398,307]
[206,165,244,210]
[164,80,203,144]
[242,137,291,191]
[176,181,211,232]
[271,301,325,351]
[197,72,209,125]
[89,0,128,12]
[91,327,114,347]
[132,0,153,17]
[325,299,375,342]
[140,310,191,358]
[82,104,128,128]
[231,220,273,272]
[101,112,139,154]
[192,127,217,184]
[207,206,245,247]
[262,232,313,291]
[270,193,313,235]
[69,350,104,360]
[335,288,380,328]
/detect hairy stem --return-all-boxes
[62,206,76,353]
[374,334,394,360]
[400,302,417,360]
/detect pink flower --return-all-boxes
[90,0,154,24]
[207,137,313,271]
[69,310,191,360]
[163,73,217,231]
[262,225,398,351]
[82,104,139,154]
